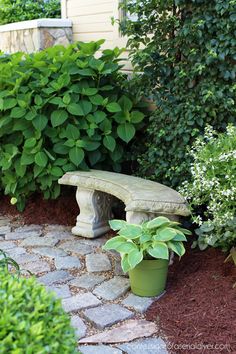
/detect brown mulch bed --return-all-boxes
[0,189,79,226]
[146,247,236,354]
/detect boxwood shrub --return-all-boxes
[0,41,146,210]
[0,271,78,353]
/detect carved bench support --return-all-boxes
[72,188,114,238]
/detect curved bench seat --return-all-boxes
[59,170,190,238]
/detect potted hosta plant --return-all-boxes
[103,216,191,297]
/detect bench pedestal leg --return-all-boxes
[72,188,113,238]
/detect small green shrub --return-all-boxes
[180,125,236,251]
[0,271,78,353]
[0,0,60,25]
[0,41,146,210]
[121,0,236,187]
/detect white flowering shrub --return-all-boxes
[180,125,236,251]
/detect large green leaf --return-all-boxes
[148,242,169,260]
[69,146,84,166]
[116,241,137,253]
[121,254,130,273]
[67,103,84,116]
[146,216,170,229]
[117,123,135,143]
[167,241,186,257]
[106,102,122,113]
[109,219,127,231]
[154,228,177,242]
[119,224,142,239]
[51,110,68,127]
[128,249,143,269]
[130,111,145,123]
[80,100,93,115]
[103,135,116,152]
[103,236,127,251]
[10,107,26,118]
[32,115,48,131]
[35,151,48,167]
[3,98,17,110]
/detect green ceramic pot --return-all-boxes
[129,259,169,297]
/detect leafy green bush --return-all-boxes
[180,125,236,251]
[0,0,60,25]
[0,271,78,353]
[0,41,146,210]
[121,0,236,187]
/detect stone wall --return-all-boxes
[0,19,72,54]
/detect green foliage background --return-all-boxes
[121,0,236,187]
[0,41,146,210]
[0,0,61,25]
[0,271,78,353]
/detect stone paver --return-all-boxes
[13,253,40,264]
[79,320,157,344]
[71,315,87,338]
[70,274,107,290]
[22,260,50,274]
[14,225,42,233]
[44,230,74,241]
[31,246,68,258]
[7,247,27,257]
[0,218,10,227]
[83,304,134,330]
[0,241,17,250]
[86,253,111,272]
[79,345,122,354]
[62,293,101,312]
[55,256,81,270]
[21,236,59,247]
[60,241,94,255]
[5,230,42,240]
[117,337,168,354]
[93,276,130,300]
[47,284,71,299]
[38,270,73,285]
[0,226,11,235]
[122,293,154,313]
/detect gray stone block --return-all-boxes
[122,293,154,313]
[55,256,81,270]
[21,236,59,247]
[47,284,71,299]
[23,260,50,274]
[93,276,130,300]
[0,226,11,235]
[79,345,122,354]
[117,338,168,354]
[62,293,101,312]
[71,315,87,338]
[86,253,111,272]
[0,241,17,250]
[83,304,133,329]
[32,247,68,258]
[60,241,94,255]
[38,270,73,285]
[70,274,106,290]
[5,230,42,240]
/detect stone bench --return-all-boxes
[58,170,190,238]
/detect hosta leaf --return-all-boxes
[51,110,68,127]
[117,123,135,143]
[69,146,84,166]
[121,254,131,273]
[154,228,177,241]
[140,233,152,243]
[173,233,187,242]
[103,236,127,251]
[116,241,137,253]
[103,135,116,152]
[146,216,170,229]
[128,249,143,269]
[176,226,192,235]
[109,219,127,231]
[167,241,185,257]
[35,151,48,167]
[118,224,142,239]
[148,242,169,260]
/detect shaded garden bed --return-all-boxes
[146,247,236,353]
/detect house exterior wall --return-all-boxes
[61,0,131,71]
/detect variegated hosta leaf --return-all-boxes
[146,216,171,229]
[167,241,186,257]
[109,219,127,231]
[148,241,169,260]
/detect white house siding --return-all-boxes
[61,0,132,71]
